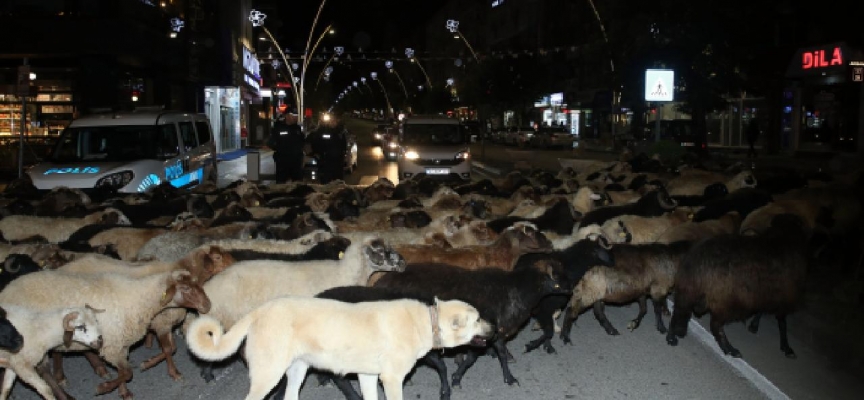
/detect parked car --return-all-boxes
[303,131,358,181]
[27,109,216,194]
[529,126,575,149]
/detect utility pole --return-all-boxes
[17,58,29,178]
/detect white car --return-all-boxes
[28,109,217,193]
[397,115,471,181]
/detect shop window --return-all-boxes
[36,93,73,102]
[178,122,197,151]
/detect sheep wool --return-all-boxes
[0,208,131,243]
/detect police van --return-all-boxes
[28,109,217,193]
[397,115,471,181]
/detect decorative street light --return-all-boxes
[446,78,454,87]
[370,72,393,119]
[405,48,432,88]
[315,46,343,91]
[385,60,409,99]
[298,0,334,126]
[249,9,300,112]
[446,19,480,64]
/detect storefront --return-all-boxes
[203,45,262,153]
[784,42,864,152]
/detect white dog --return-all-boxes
[187,296,493,400]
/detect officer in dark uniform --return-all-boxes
[308,114,347,184]
[267,109,305,182]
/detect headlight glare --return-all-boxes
[404,150,419,160]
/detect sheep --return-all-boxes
[739,199,827,235]
[560,240,692,341]
[107,194,213,225]
[578,189,679,228]
[605,189,642,205]
[665,170,757,196]
[666,214,810,358]
[190,237,407,382]
[389,210,433,229]
[0,305,104,400]
[656,211,741,244]
[670,182,729,207]
[221,236,351,263]
[465,186,538,217]
[0,208,132,244]
[0,254,43,292]
[692,187,773,222]
[394,222,552,270]
[442,220,499,247]
[61,225,169,261]
[374,259,573,387]
[507,199,546,219]
[0,269,210,399]
[486,198,578,235]
[33,187,91,216]
[513,235,616,354]
[601,208,693,244]
[777,184,863,235]
[454,178,500,196]
[49,246,233,382]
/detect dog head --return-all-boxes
[432,298,494,348]
[62,304,104,350]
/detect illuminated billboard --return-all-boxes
[644,69,674,102]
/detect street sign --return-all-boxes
[645,69,674,102]
[16,65,30,97]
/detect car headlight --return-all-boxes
[95,171,134,189]
[454,151,470,160]
[404,150,419,160]
[387,141,399,149]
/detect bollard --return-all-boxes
[247,149,261,181]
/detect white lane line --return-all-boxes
[667,299,791,400]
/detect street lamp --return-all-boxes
[405,48,432,88]
[298,0,333,126]
[446,19,480,64]
[370,72,393,119]
[315,46,343,91]
[384,60,409,99]
[249,9,300,113]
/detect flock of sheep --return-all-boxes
[0,151,860,400]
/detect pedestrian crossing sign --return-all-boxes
[645,69,675,102]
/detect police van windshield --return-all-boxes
[401,124,465,145]
[50,125,180,162]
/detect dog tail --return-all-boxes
[186,315,254,362]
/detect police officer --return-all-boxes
[308,114,347,184]
[267,108,305,182]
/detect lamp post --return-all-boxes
[405,48,432,88]
[249,10,300,113]
[298,0,333,126]
[370,72,393,119]
[385,60,409,99]
[315,46,343,91]
[446,19,480,64]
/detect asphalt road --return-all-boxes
[8,118,863,399]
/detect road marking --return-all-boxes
[667,299,791,400]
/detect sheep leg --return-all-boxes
[748,313,763,334]
[144,332,155,348]
[627,295,648,331]
[710,315,741,358]
[525,304,557,354]
[450,349,480,389]
[50,352,67,387]
[36,356,76,400]
[777,314,797,359]
[140,332,182,381]
[421,351,452,400]
[492,339,519,386]
[331,375,363,400]
[95,352,133,399]
[652,298,668,334]
[666,300,693,346]
[83,351,110,379]
[560,306,580,344]
[593,301,620,335]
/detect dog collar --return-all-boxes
[428,305,443,349]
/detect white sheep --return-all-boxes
[665,170,757,196]
[193,236,406,330]
[135,221,264,262]
[0,208,131,243]
[0,269,210,399]
[0,305,104,400]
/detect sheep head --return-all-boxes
[529,259,573,294]
[654,189,678,210]
[161,270,211,314]
[181,246,236,281]
[362,238,406,273]
[97,208,132,226]
[0,307,23,353]
[63,305,104,349]
[466,221,498,244]
[504,222,552,253]
[2,254,41,275]
[461,199,491,219]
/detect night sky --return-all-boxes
[269,0,448,52]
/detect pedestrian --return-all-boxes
[267,109,305,183]
[307,114,347,184]
[746,118,760,159]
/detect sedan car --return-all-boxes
[529,126,575,149]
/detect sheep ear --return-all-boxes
[63,311,79,332]
[63,330,73,348]
[160,285,178,308]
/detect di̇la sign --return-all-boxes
[786,42,864,79]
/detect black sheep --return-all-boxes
[455,179,500,196]
[579,189,678,227]
[666,214,810,358]
[390,210,432,228]
[670,182,729,207]
[692,187,772,222]
[0,199,35,217]
[0,254,43,292]
[513,236,616,354]
[392,180,420,200]
[486,198,577,235]
[396,197,423,209]
[374,259,573,387]
[226,236,351,262]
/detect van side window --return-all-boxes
[178,122,197,151]
[195,121,212,145]
[158,124,180,158]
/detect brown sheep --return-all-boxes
[394,221,552,270]
[656,211,741,244]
